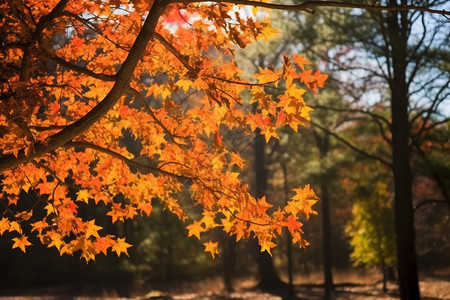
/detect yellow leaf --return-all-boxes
[211,156,223,171]
[259,239,276,256]
[201,211,216,229]
[85,220,102,239]
[204,240,219,259]
[44,203,56,216]
[0,217,9,235]
[251,6,259,16]
[112,237,132,257]
[76,189,91,204]
[176,79,192,93]
[9,221,21,234]
[258,22,280,42]
[12,235,32,252]
[186,220,204,239]
[47,232,64,251]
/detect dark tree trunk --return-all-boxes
[281,163,294,298]
[254,131,285,290]
[321,184,334,299]
[222,234,236,291]
[312,129,334,299]
[382,259,388,293]
[387,3,420,299]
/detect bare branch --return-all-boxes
[312,104,392,145]
[311,121,392,168]
[173,0,450,16]
[414,199,449,212]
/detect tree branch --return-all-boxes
[410,138,450,214]
[173,0,450,16]
[311,121,392,168]
[0,1,169,172]
[65,141,189,180]
[414,199,449,212]
[312,104,392,145]
[18,0,70,81]
[128,87,185,143]
[39,44,117,81]
[154,32,197,77]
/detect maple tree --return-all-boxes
[0,0,326,262]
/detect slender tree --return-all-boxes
[290,1,449,298]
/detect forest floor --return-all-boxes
[0,270,449,300]
[161,269,450,300]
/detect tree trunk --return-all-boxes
[281,163,294,298]
[312,129,334,299]
[321,183,334,299]
[222,234,236,291]
[387,3,420,299]
[254,131,285,290]
[382,259,388,293]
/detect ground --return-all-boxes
[0,271,449,300]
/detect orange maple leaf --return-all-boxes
[259,238,276,256]
[204,240,219,259]
[286,215,302,232]
[94,236,114,255]
[9,221,21,234]
[76,189,91,204]
[0,218,9,235]
[287,185,318,218]
[12,235,32,252]
[292,54,312,71]
[187,220,205,239]
[85,220,102,239]
[112,238,132,257]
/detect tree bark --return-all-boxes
[281,163,294,298]
[222,234,236,291]
[254,131,285,290]
[387,2,420,299]
[320,183,334,299]
[312,129,334,299]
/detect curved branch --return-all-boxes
[154,32,197,77]
[39,42,117,81]
[312,104,392,145]
[63,11,131,52]
[30,125,67,131]
[65,141,189,180]
[0,1,168,173]
[414,199,449,212]
[311,121,392,168]
[18,0,70,81]
[128,87,186,143]
[174,0,450,16]
[410,138,450,214]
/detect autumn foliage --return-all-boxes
[0,0,326,261]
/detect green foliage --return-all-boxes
[346,181,396,268]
